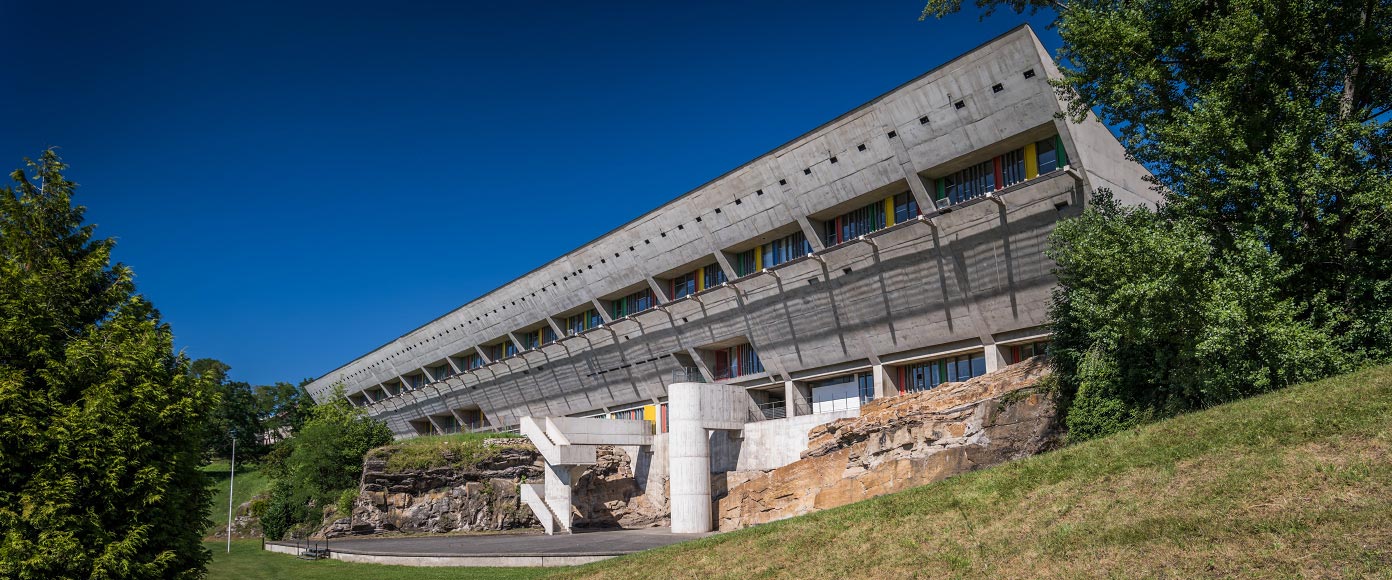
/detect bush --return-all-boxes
[258,386,391,540]
[1049,192,1344,441]
[337,488,359,518]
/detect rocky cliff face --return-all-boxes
[715,357,1061,531]
[571,446,670,528]
[325,443,543,537]
[321,440,668,537]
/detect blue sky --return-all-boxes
[1,1,1059,386]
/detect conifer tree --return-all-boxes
[0,150,213,579]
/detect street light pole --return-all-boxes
[227,428,236,554]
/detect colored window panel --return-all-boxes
[733,249,758,277]
[703,265,727,288]
[1002,149,1026,186]
[942,159,997,204]
[610,288,655,318]
[670,271,698,299]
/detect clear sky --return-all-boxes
[1,1,1060,386]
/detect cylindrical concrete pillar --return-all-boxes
[668,382,712,533]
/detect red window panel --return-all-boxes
[993,156,1004,192]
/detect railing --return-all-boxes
[757,400,786,420]
[670,367,705,384]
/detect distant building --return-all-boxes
[305,24,1154,442]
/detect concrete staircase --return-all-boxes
[519,416,654,535]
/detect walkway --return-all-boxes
[264,528,709,567]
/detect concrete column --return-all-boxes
[871,363,887,400]
[984,341,1008,374]
[544,462,574,532]
[590,298,615,324]
[669,382,713,534]
[785,380,813,417]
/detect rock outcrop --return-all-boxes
[336,444,543,537]
[715,357,1061,531]
[571,446,670,528]
[324,440,668,537]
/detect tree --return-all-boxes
[1048,192,1340,440]
[0,150,213,578]
[193,358,266,460]
[924,0,1392,437]
[259,385,390,540]
[254,379,315,442]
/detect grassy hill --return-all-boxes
[203,460,270,537]
[554,364,1392,579]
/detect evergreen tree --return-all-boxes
[0,150,213,579]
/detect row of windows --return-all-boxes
[823,191,919,247]
[610,288,656,318]
[714,344,764,380]
[732,231,814,277]
[563,309,602,336]
[897,353,988,395]
[936,136,1066,205]
[519,326,558,350]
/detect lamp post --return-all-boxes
[227,428,236,554]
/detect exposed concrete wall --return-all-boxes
[711,410,858,474]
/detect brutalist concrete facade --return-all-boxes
[305,25,1156,438]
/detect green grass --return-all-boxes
[204,461,270,535]
[553,364,1392,579]
[367,432,527,473]
[206,540,548,580]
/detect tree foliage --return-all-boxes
[0,150,213,578]
[259,385,390,540]
[925,0,1392,438]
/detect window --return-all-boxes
[893,192,919,224]
[898,352,988,394]
[461,352,484,370]
[1036,138,1058,173]
[761,231,812,268]
[733,248,758,277]
[610,288,655,318]
[1006,340,1050,364]
[1002,148,1026,187]
[858,373,875,404]
[504,341,519,358]
[824,199,887,247]
[670,271,698,299]
[713,344,764,380]
[703,265,727,288]
[941,160,996,204]
[520,327,555,349]
[610,407,643,420]
[407,374,425,390]
[429,364,453,380]
[563,309,602,335]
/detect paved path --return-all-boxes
[272,528,708,558]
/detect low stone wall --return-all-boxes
[715,357,1061,531]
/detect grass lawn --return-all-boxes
[206,540,549,580]
[552,364,1392,579]
[368,431,526,472]
[203,460,270,535]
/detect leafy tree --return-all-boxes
[1049,193,1340,439]
[192,358,265,460]
[0,150,213,578]
[259,385,390,540]
[924,0,1392,437]
[254,379,315,441]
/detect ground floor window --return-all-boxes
[897,352,988,394]
[1005,340,1050,364]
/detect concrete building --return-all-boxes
[306,25,1155,532]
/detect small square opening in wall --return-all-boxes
[644,239,651,244]
[714,207,722,213]
[1023,69,1036,79]
[695,216,702,222]
[857,143,866,151]
[803,168,811,175]
[614,252,620,257]
[887,130,897,138]
[756,189,764,195]
[919,115,929,124]
[829,156,838,163]
[677,224,684,230]
[629,246,635,251]
[600,259,606,263]
[660,232,667,237]
[992,83,1004,93]
[779,179,787,185]
[954,100,965,110]
[842,267,853,275]
[734,198,742,205]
